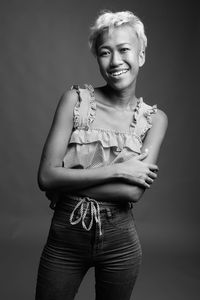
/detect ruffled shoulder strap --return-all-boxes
[71,84,96,130]
[134,100,157,141]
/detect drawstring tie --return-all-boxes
[69,197,102,236]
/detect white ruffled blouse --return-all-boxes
[63,84,157,169]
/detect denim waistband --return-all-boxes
[55,195,132,236]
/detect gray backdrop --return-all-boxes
[0,0,199,299]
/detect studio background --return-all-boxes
[0,0,199,299]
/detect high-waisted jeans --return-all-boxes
[35,196,142,300]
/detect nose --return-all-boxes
[110,51,123,67]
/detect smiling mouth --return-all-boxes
[109,69,129,77]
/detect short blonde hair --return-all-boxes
[89,10,147,55]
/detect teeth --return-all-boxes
[111,69,128,76]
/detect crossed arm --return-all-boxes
[75,109,168,202]
[38,90,168,204]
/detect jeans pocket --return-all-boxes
[107,209,134,231]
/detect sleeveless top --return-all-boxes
[62,84,157,169]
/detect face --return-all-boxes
[96,25,145,91]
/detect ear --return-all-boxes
[139,49,145,67]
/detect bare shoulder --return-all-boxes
[142,108,168,163]
[53,88,78,119]
[144,108,168,144]
[57,88,79,111]
[152,108,168,131]
[50,88,79,128]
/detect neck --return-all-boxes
[104,84,137,109]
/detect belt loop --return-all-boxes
[106,208,112,218]
[129,202,133,209]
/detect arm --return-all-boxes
[77,109,168,202]
[38,90,158,193]
[38,90,118,192]
[75,182,143,202]
[127,108,168,201]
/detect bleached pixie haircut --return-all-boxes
[89,10,147,56]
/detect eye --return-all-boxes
[120,47,130,53]
[98,49,111,57]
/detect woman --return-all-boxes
[35,10,168,300]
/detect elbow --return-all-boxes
[130,194,140,203]
[37,173,48,191]
[129,187,144,203]
[37,169,52,192]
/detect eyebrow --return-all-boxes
[98,43,131,50]
[116,43,132,47]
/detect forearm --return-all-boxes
[75,182,145,203]
[38,164,120,192]
[38,152,154,193]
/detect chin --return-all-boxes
[108,80,135,91]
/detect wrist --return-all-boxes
[111,163,126,181]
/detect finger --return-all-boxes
[146,177,154,184]
[136,151,148,161]
[144,182,150,188]
[138,178,150,189]
[148,164,159,172]
[148,171,158,179]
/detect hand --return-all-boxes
[117,150,158,188]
